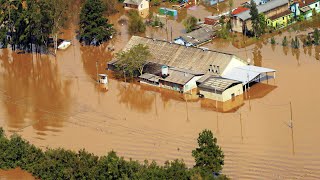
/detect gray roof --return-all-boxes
[111,36,247,75]
[198,76,241,92]
[123,0,143,5]
[236,0,288,21]
[139,73,160,83]
[160,68,195,85]
[179,24,217,46]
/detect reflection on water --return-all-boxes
[0,49,72,132]
[253,45,262,67]
[200,95,244,113]
[117,83,155,113]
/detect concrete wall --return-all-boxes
[200,83,243,102]
[183,76,202,93]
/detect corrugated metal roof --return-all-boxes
[160,68,195,85]
[236,0,288,21]
[115,36,247,75]
[198,76,241,92]
[139,73,160,83]
[222,65,276,84]
[179,24,216,46]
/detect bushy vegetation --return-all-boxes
[79,0,115,45]
[291,36,300,49]
[183,16,198,33]
[271,37,276,45]
[128,10,146,34]
[0,128,228,179]
[282,36,288,46]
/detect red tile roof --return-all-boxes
[294,0,317,7]
[232,7,249,15]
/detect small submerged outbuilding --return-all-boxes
[197,75,243,102]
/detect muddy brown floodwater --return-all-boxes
[1,3,320,180]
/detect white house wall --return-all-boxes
[138,0,149,11]
[183,76,202,93]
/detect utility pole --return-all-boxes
[96,61,99,83]
[215,87,219,134]
[170,26,173,42]
[289,101,295,155]
[240,112,243,143]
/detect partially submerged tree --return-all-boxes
[192,129,224,174]
[183,16,198,33]
[48,0,70,54]
[115,44,151,78]
[79,0,114,45]
[128,10,146,34]
[314,28,319,45]
[282,36,288,46]
[271,37,276,44]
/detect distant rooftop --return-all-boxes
[123,0,143,5]
[236,0,288,21]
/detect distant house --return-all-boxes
[174,24,219,47]
[108,36,276,100]
[123,0,149,11]
[233,0,288,33]
[203,0,224,6]
[204,16,220,25]
[290,0,320,19]
[231,7,249,16]
[252,0,270,5]
[267,10,293,28]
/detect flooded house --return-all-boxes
[289,0,320,19]
[267,9,293,28]
[203,0,225,6]
[233,0,289,33]
[123,0,149,16]
[197,75,243,102]
[174,24,219,47]
[108,36,276,101]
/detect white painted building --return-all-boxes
[123,0,149,11]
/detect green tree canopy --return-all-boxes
[115,43,151,77]
[128,10,146,34]
[183,16,198,33]
[192,129,224,174]
[79,0,114,45]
